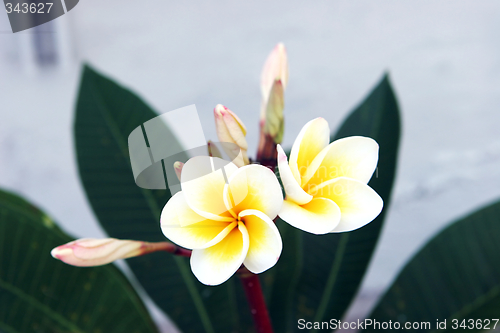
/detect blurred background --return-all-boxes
[1,1,500,331]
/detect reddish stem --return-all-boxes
[169,245,192,257]
[256,131,278,170]
[140,241,192,257]
[241,125,279,333]
[238,268,274,333]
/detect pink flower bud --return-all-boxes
[51,238,146,267]
[260,43,288,122]
[261,43,288,103]
[259,43,288,145]
[207,140,223,158]
[214,104,249,166]
[174,161,184,181]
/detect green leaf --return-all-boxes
[0,189,158,333]
[74,65,254,333]
[366,200,500,333]
[265,74,401,332]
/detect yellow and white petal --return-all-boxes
[289,118,330,182]
[181,156,238,221]
[277,145,312,205]
[161,192,236,249]
[278,198,341,235]
[239,209,282,274]
[303,136,379,188]
[311,177,383,233]
[224,164,283,219]
[191,222,249,286]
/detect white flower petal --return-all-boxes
[181,156,238,221]
[312,177,383,233]
[303,136,379,187]
[289,118,330,183]
[278,198,340,235]
[239,209,282,274]
[224,164,283,219]
[277,145,312,205]
[161,192,235,249]
[191,222,249,286]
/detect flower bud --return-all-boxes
[174,161,184,181]
[261,43,288,111]
[260,43,288,144]
[264,80,285,143]
[51,238,147,267]
[207,140,223,158]
[214,104,249,166]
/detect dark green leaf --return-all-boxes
[366,200,500,333]
[74,65,254,333]
[0,189,158,333]
[265,74,401,332]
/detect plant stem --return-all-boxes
[256,131,277,170]
[140,241,192,257]
[245,126,278,333]
[237,267,274,333]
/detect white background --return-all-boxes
[1,1,500,331]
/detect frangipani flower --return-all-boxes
[214,104,249,167]
[161,156,283,285]
[51,238,168,267]
[277,118,383,234]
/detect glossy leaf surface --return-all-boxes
[0,189,158,333]
[366,200,500,333]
